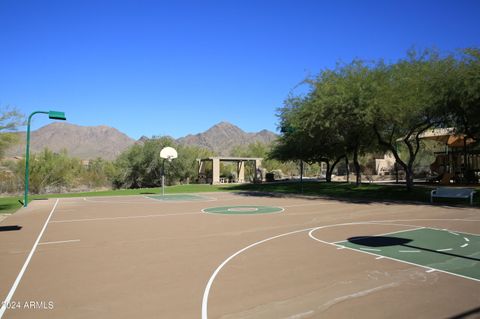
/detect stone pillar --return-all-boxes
[212,158,220,184]
[254,159,263,182]
[237,161,245,183]
[255,159,262,169]
[197,159,206,184]
[198,160,205,175]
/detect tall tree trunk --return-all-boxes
[345,156,350,183]
[353,146,361,186]
[463,137,468,183]
[373,123,433,192]
[325,161,331,182]
[300,160,304,193]
[325,155,345,183]
[404,165,414,190]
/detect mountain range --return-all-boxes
[177,122,277,155]
[5,121,277,160]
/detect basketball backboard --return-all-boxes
[160,147,178,161]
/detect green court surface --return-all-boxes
[146,194,211,201]
[202,205,284,215]
[337,228,480,281]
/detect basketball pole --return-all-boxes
[159,146,177,197]
[162,159,165,196]
[22,110,66,207]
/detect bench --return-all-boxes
[430,187,476,205]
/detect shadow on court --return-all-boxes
[446,306,480,319]
[347,236,480,262]
[348,236,412,247]
[227,182,479,207]
[230,189,427,206]
[0,225,22,232]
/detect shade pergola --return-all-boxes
[197,157,263,184]
[418,128,476,147]
[418,128,479,184]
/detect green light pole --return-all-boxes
[23,111,66,207]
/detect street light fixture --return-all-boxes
[22,110,67,207]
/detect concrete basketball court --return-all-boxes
[0,192,479,318]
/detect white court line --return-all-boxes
[426,269,436,273]
[216,197,274,203]
[142,195,164,202]
[73,195,148,200]
[309,223,424,247]
[38,239,80,245]
[201,206,285,215]
[202,227,315,319]
[83,197,161,204]
[369,220,480,237]
[360,248,381,252]
[451,229,479,237]
[282,202,336,208]
[323,238,480,283]
[351,227,473,252]
[50,211,200,223]
[202,219,480,319]
[0,199,60,319]
[376,256,384,260]
[80,194,218,204]
[143,194,217,203]
[311,223,480,283]
[331,226,425,244]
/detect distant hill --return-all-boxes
[176,121,278,155]
[5,121,278,160]
[5,122,136,160]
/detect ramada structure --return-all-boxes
[197,157,263,184]
[420,128,479,184]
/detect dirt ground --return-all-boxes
[0,192,479,319]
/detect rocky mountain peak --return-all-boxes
[6,121,278,159]
[177,122,277,155]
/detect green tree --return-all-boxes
[309,61,377,185]
[114,143,145,188]
[369,50,446,190]
[271,95,346,182]
[232,141,280,171]
[82,158,118,188]
[15,149,82,194]
[273,48,470,190]
[0,107,24,158]
[168,143,213,184]
[114,137,213,188]
[444,48,480,140]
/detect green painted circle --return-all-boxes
[147,194,210,201]
[203,205,283,215]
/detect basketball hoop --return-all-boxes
[160,147,178,161]
[160,147,178,196]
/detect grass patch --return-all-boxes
[0,197,25,216]
[1,182,478,216]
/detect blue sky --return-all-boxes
[1,0,479,139]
